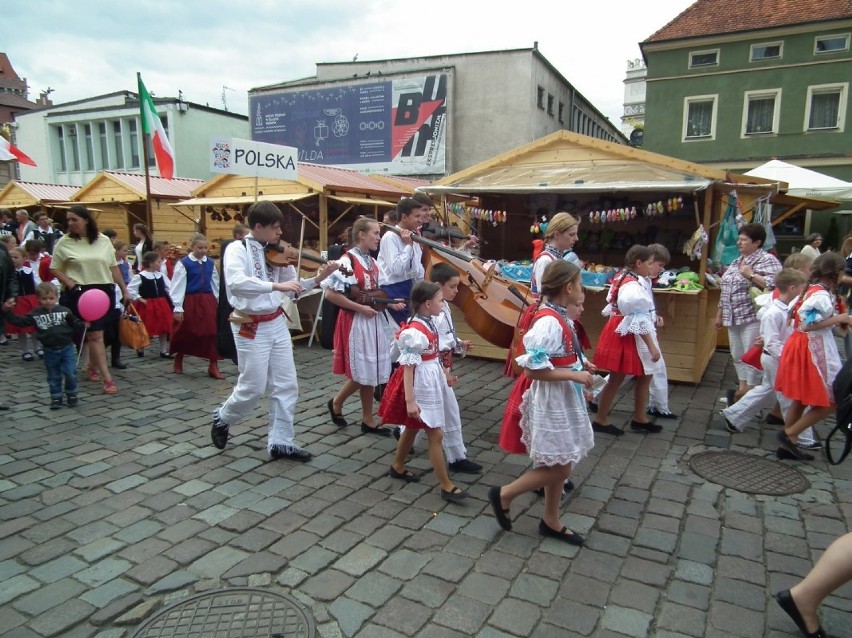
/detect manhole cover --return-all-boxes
[689,451,809,495]
[130,588,315,638]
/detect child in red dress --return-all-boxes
[8,248,39,361]
[592,245,662,436]
[170,234,223,379]
[128,251,174,358]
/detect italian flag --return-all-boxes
[0,136,36,166]
[137,73,175,179]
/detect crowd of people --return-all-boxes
[2,200,851,633]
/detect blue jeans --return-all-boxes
[43,344,78,399]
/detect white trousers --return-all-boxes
[592,369,670,412]
[727,322,763,386]
[218,317,299,450]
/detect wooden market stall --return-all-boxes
[173,163,420,255]
[69,172,204,244]
[0,181,80,223]
[420,130,787,383]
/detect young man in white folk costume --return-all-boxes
[378,197,429,327]
[211,201,339,461]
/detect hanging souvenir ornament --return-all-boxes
[630,206,637,219]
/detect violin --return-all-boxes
[264,241,352,276]
[345,283,406,307]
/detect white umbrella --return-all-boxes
[745,159,852,202]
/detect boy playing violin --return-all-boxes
[211,201,339,461]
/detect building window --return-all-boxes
[67,125,80,172]
[547,94,554,116]
[128,119,140,168]
[815,33,850,54]
[683,95,717,140]
[98,122,108,168]
[742,89,781,136]
[113,121,124,169]
[83,123,94,171]
[750,42,782,61]
[804,83,848,131]
[558,101,565,123]
[689,49,719,68]
[56,127,67,172]
[537,86,545,109]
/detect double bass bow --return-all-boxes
[380,223,530,348]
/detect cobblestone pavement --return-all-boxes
[0,339,851,638]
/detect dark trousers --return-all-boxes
[43,344,78,399]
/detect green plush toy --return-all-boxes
[673,271,702,291]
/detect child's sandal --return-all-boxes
[103,380,118,394]
[87,367,102,382]
[388,467,420,483]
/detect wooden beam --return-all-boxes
[771,201,808,227]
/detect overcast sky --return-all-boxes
[7,0,695,126]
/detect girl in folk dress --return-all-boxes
[379,281,469,503]
[776,252,852,460]
[170,234,223,379]
[323,217,405,436]
[132,223,153,274]
[592,245,662,436]
[490,260,593,544]
[128,251,174,359]
[8,248,39,360]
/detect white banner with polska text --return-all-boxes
[210,137,298,180]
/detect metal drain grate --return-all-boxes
[129,588,315,638]
[689,451,809,495]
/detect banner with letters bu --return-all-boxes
[209,137,298,180]
[250,74,447,175]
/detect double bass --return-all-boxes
[381,224,530,348]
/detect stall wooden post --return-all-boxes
[319,195,328,252]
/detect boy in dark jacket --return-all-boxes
[3,282,87,409]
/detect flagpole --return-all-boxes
[137,72,153,231]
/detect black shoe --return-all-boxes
[136,349,145,358]
[588,401,598,413]
[776,431,810,461]
[35,349,44,359]
[0,403,9,410]
[392,426,401,441]
[111,360,128,370]
[50,397,63,410]
[159,353,174,359]
[592,421,624,436]
[774,589,827,638]
[361,422,390,437]
[269,445,312,462]
[538,519,584,545]
[725,388,737,405]
[448,458,483,474]
[777,447,815,461]
[798,441,823,451]
[211,409,229,450]
[441,486,469,503]
[66,395,78,407]
[22,352,34,362]
[647,407,678,419]
[765,413,785,425]
[630,419,663,433]
[720,412,739,433]
[488,485,512,531]
[327,399,347,427]
[534,480,575,497]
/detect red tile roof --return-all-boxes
[13,181,79,203]
[297,163,410,195]
[105,172,205,198]
[645,0,852,43]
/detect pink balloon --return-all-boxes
[77,289,111,322]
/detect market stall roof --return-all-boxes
[422,130,733,195]
[177,193,314,207]
[296,163,411,197]
[71,171,204,204]
[744,160,852,202]
[0,181,79,208]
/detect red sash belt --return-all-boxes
[550,354,578,367]
[248,308,284,323]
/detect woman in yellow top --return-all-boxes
[50,205,129,394]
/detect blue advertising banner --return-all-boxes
[250,74,446,175]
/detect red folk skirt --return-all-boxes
[499,375,532,453]
[133,298,172,337]
[7,294,37,334]
[593,316,645,377]
[332,309,354,377]
[775,332,831,407]
[377,365,428,430]
[170,292,221,360]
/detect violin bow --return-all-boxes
[296,216,306,274]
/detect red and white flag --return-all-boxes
[0,136,36,166]
[137,73,175,179]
